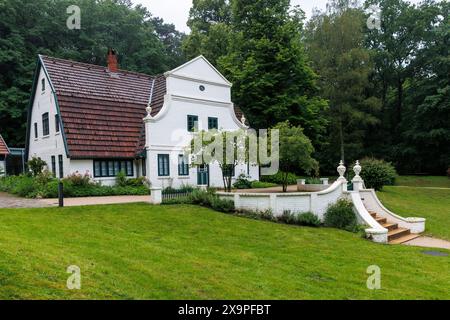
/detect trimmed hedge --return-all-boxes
[260,171,298,185]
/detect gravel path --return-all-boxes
[0,192,52,208]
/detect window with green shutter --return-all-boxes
[187,115,198,132]
[208,117,218,130]
[158,154,170,176]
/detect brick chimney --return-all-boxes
[107,48,118,73]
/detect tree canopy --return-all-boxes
[0,0,185,146]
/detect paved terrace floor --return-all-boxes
[0,192,150,208]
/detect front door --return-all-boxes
[197,164,209,186]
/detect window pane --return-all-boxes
[101,161,107,176]
[208,117,218,130]
[94,161,101,177]
[126,161,133,176]
[55,115,60,133]
[187,115,198,132]
[42,113,49,136]
[108,161,114,176]
[114,161,120,174]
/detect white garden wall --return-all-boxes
[218,179,348,220]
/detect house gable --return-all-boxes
[165,56,232,87]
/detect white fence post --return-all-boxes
[150,187,162,205]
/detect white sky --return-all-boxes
[135,0,424,33]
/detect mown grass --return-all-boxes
[377,186,450,241]
[395,176,450,188]
[0,203,448,300]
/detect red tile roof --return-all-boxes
[0,135,9,155]
[40,56,244,159]
[42,56,165,159]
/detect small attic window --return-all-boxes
[199,85,205,92]
[41,78,45,92]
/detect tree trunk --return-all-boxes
[339,116,345,163]
[396,78,404,126]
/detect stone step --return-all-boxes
[389,233,421,245]
[388,228,411,241]
[375,217,387,224]
[381,222,399,231]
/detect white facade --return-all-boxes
[144,56,259,189]
[27,68,70,178]
[27,56,259,188]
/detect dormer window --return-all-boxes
[41,78,45,92]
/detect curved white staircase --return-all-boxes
[351,188,426,244]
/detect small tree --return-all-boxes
[27,157,47,177]
[271,121,318,192]
[188,129,250,192]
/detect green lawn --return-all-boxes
[377,186,450,241]
[0,203,448,300]
[395,175,450,188]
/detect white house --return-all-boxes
[25,50,259,188]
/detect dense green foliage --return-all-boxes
[184,0,449,176]
[278,211,322,227]
[0,203,448,299]
[0,0,184,146]
[163,188,235,213]
[27,157,47,177]
[1,0,448,176]
[324,199,358,232]
[0,173,149,198]
[305,2,381,169]
[272,121,318,191]
[184,0,329,148]
[359,157,397,190]
[261,171,298,186]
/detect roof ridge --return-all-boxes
[40,55,166,79]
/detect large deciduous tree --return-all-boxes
[0,0,184,147]
[305,0,381,171]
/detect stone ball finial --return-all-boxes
[337,160,346,178]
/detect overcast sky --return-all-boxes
[135,0,424,33]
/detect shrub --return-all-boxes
[250,181,277,189]
[64,171,92,187]
[11,176,39,198]
[210,196,235,213]
[233,174,252,189]
[297,212,321,227]
[324,199,357,232]
[115,171,128,187]
[447,167,450,178]
[261,171,297,185]
[305,177,321,185]
[358,158,397,191]
[278,210,297,224]
[28,157,47,177]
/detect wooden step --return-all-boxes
[388,228,410,241]
[369,212,377,218]
[389,233,421,245]
[375,217,387,224]
[381,222,398,231]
